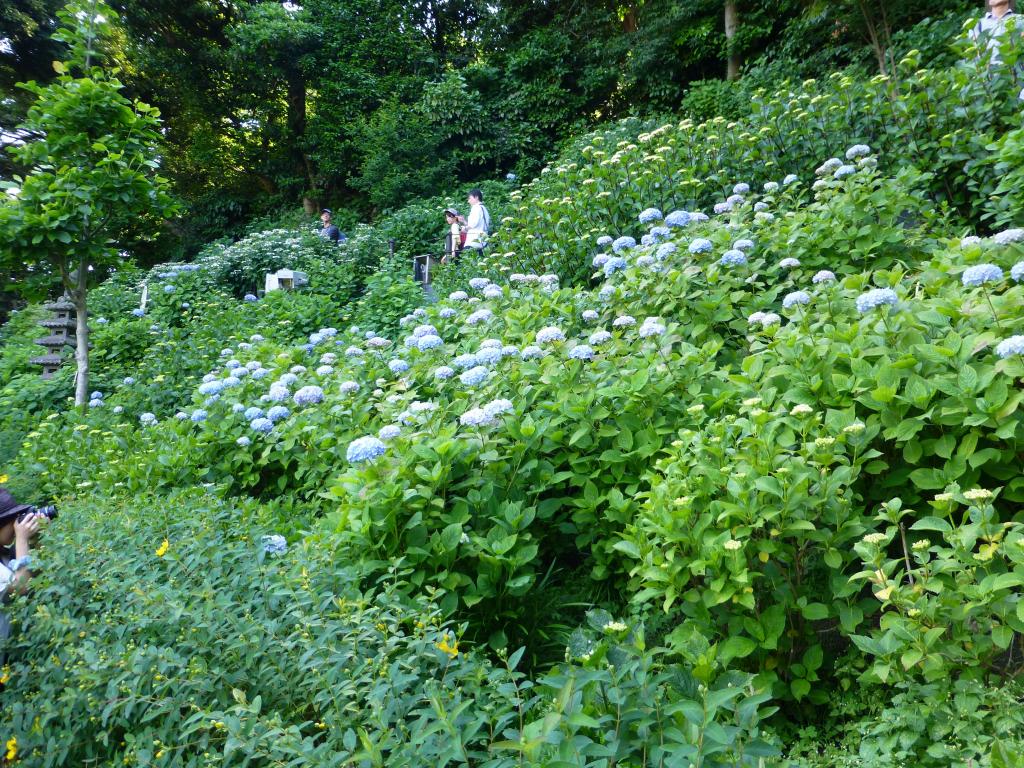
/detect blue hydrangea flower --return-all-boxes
[268,385,290,402]
[199,381,225,396]
[720,250,747,267]
[639,318,666,337]
[434,365,455,380]
[779,258,801,268]
[449,290,469,302]
[760,312,781,327]
[582,309,599,322]
[89,398,103,408]
[316,365,334,376]
[813,270,836,284]
[460,407,495,427]
[379,424,401,441]
[452,353,479,370]
[783,291,811,309]
[469,277,491,291]
[612,236,637,253]
[754,202,769,212]
[855,288,898,312]
[250,417,273,434]
[636,255,655,268]
[459,366,489,386]
[993,228,1024,245]
[483,285,502,299]
[834,164,857,179]
[640,234,655,247]
[294,385,324,406]
[638,207,663,223]
[593,253,610,268]
[689,238,713,255]
[962,264,1003,287]
[656,242,677,260]
[347,436,388,463]
[231,403,246,414]
[817,158,842,176]
[225,359,242,370]
[90,390,103,400]
[569,344,594,360]
[763,182,779,193]
[713,202,732,215]
[483,399,513,419]
[203,374,217,383]
[604,257,628,275]
[190,409,208,423]
[733,183,750,195]
[338,381,359,395]
[466,309,493,325]
[261,534,286,554]
[204,396,219,407]
[237,436,251,447]
[244,406,264,421]
[223,376,241,388]
[536,326,565,344]
[665,210,690,228]
[995,335,1024,359]
[733,239,755,252]
[613,315,636,328]
[417,335,443,351]
[266,405,289,422]
[783,174,799,185]
[244,294,258,302]
[173,411,187,421]
[476,347,503,365]
[598,284,616,302]
[1011,262,1024,283]
[131,308,145,317]
[388,359,409,374]
[96,317,108,324]
[520,345,544,360]
[438,306,457,318]
[251,368,270,380]
[506,172,517,182]
[501,345,518,358]
[589,330,612,345]
[596,235,613,247]
[140,412,157,425]
[112,405,123,414]
[846,144,871,159]
[650,226,670,241]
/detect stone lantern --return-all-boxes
[30,297,77,379]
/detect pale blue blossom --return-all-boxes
[582,309,599,322]
[612,236,637,253]
[389,359,409,374]
[995,335,1024,359]
[665,210,690,228]
[714,202,732,215]
[278,373,298,386]
[763,181,779,193]
[589,330,612,345]
[846,144,871,159]
[199,381,225,395]
[779,258,801,268]
[690,211,709,223]
[204,396,219,407]
[190,409,208,423]
[294,385,324,406]
[89,398,103,408]
[569,344,594,360]
[962,264,1003,287]
[598,285,616,302]
[604,257,628,275]
[223,376,241,388]
[1011,262,1024,282]
[367,337,390,349]
[720,250,747,267]
[993,228,1024,245]
[289,366,306,374]
[131,308,145,317]
[453,353,479,370]
[502,345,518,358]
[417,335,444,351]
[249,417,272,433]
[202,374,217,383]
[438,306,457,319]
[536,326,566,344]
[244,407,264,421]
[434,366,455,380]
[636,255,655,268]
[639,207,663,223]
[339,381,359,395]
[173,411,187,421]
[783,291,811,309]
[650,226,670,241]
[346,436,387,463]
[459,366,489,386]
[760,312,781,327]
[855,288,898,312]
[754,202,769,212]
[261,535,286,554]
[816,158,842,176]
[244,294,258,302]
[466,309,493,325]
[613,315,636,328]
[140,412,157,426]
[379,424,401,440]
[251,368,270,380]
[834,164,857,179]
[961,236,982,248]
[689,238,713,255]
[345,346,364,357]
[484,399,514,418]
[597,235,614,247]
[593,253,611,268]
[640,234,656,247]
[469,277,491,291]
[783,174,799,185]
[813,270,836,284]
[520,345,545,360]
[112,405,123,414]
[656,243,677,260]
[460,407,495,427]
[449,290,469,302]
[476,346,503,365]
[236,436,251,447]
[733,239,755,252]
[316,365,334,376]
[733,183,750,195]
[268,385,290,402]
[483,285,503,299]
[638,319,666,337]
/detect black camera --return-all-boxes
[17,504,58,522]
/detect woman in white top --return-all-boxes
[0,489,44,645]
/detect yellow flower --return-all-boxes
[5,735,16,761]
[0,665,9,684]
[155,539,169,557]
[435,635,459,659]
[0,475,8,484]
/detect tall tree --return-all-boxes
[0,0,175,406]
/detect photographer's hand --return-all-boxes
[13,514,41,560]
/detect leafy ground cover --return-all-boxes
[3,36,1024,767]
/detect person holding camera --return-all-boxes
[0,489,50,644]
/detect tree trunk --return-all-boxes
[725,0,741,81]
[73,256,90,409]
[286,69,310,189]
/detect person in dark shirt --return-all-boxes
[318,209,346,244]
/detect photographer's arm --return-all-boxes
[8,514,40,595]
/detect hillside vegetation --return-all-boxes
[2,17,1024,768]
